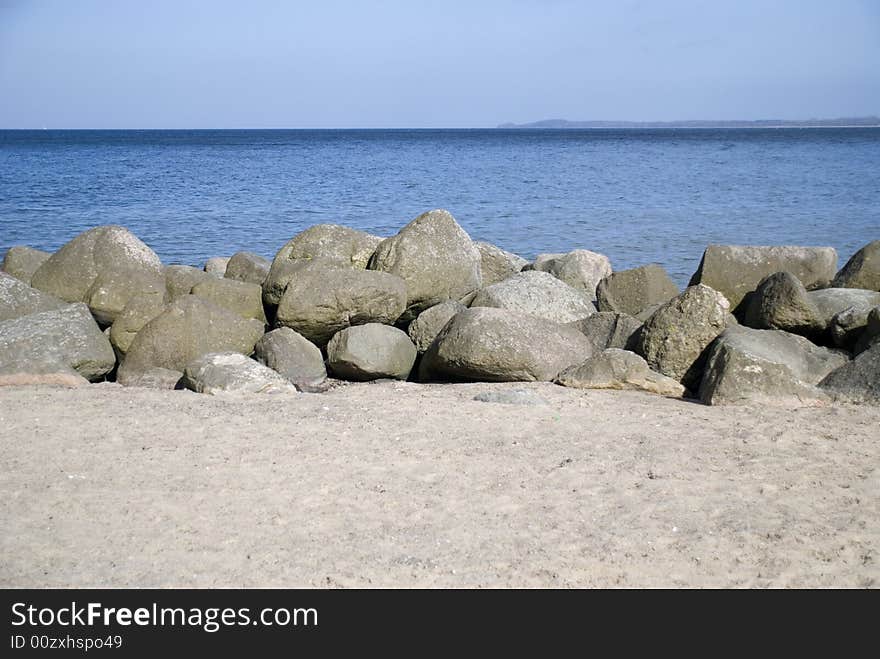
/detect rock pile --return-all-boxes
[2,210,877,405]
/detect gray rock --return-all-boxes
[420,307,593,382]
[832,240,880,291]
[164,265,212,301]
[274,224,382,270]
[183,352,297,395]
[743,271,823,336]
[368,209,482,320]
[191,277,267,324]
[689,244,838,310]
[567,311,642,354]
[470,270,596,323]
[109,292,166,355]
[224,251,271,286]
[809,288,880,345]
[0,303,116,381]
[407,300,467,353]
[327,324,416,381]
[830,305,877,349]
[820,342,880,404]
[0,359,88,388]
[253,327,327,391]
[261,257,328,307]
[556,349,686,397]
[635,284,736,389]
[275,262,406,346]
[118,295,264,382]
[1,246,51,285]
[204,257,230,276]
[596,264,679,317]
[853,307,880,355]
[475,242,528,286]
[30,226,164,324]
[0,272,67,322]
[528,249,611,299]
[473,389,547,405]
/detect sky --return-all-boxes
[0,0,878,128]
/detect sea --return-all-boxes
[1,128,878,286]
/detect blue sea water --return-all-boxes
[1,128,878,286]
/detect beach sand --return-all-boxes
[1,381,877,588]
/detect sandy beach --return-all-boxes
[1,381,877,588]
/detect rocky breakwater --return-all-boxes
[1,212,877,405]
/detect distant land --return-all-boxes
[497,117,880,128]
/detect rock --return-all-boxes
[743,271,823,336]
[0,272,67,322]
[116,367,183,390]
[224,251,271,286]
[635,284,736,389]
[853,307,880,355]
[183,352,297,395]
[420,307,592,382]
[596,264,679,317]
[191,277,267,324]
[689,244,838,310]
[275,262,406,346]
[0,359,88,388]
[473,389,547,405]
[475,242,528,286]
[164,265,212,301]
[327,324,416,381]
[830,305,877,349]
[1,246,51,285]
[699,325,848,406]
[820,342,880,404]
[274,224,382,270]
[109,292,166,355]
[0,303,116,381]
[253,327,327,391]
[118,295,264,382]
[30,226,164,323]
[556,349,686,397]
[368,209,482,320]
[407,300,466,353]
[809,288,880,344]
[85,267,166,325]
[566,311,642,354]
[262,257,327,307]
[528,249,611,299]
[204,257,230,276]
[832,240,880,291]
[470,270,596,323]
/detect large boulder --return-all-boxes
[253,327,327,391]
[853,307,880,355]
[832,240,880,291]
[224,251,271,286]
[0,303,115,381]
[596,264,679,317]
[528,249,611,299]
[556,349,686,397]
[0,272,67,322]
[809,288,880,347]
[327,323,416,381]
[204,257,230,276]
[420,307,592,382]
[191,277,267,324]
[183,352,297,395]
[368,209,482,320]
[1,246,51,285]
[566,311,641,354]
[689,244,838,310]
[820,342,880,404]
[407,300,466,353]
[274,224,382,270]
[470,270,596,323]
[743,271,824,336]
[118,295,264,383]
[475,242,528,286]
[699,325,848,406]
[274,262,406,346]
[109,292,166,355]
[635,284,736,389]
[165,265,212,301]
[30,226,164,324]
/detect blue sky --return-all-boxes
[1,0,878,127]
